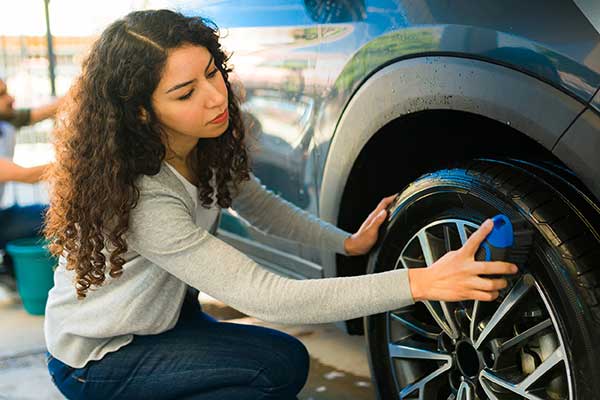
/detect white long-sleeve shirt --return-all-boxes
[44,161,415,368]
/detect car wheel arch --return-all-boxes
[319,55,587,269]
[317,56,591,333]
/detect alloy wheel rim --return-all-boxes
[385,218,573,399]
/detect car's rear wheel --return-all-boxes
[364,158,600,399]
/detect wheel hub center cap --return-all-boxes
[455,340,482,378]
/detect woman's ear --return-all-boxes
[139,107,149,124]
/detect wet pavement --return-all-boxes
[0,275,377,399]
[298,357,375,400]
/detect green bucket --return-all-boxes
[5,237,56,315]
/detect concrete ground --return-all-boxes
[0,275,376,400]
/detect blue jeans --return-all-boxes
[0,204,47,248]
[45,296,309,399]
[0,204,47,274]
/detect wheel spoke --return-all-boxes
[388,340,452,362]
[479,369,514,400]
[480,369,543,400]
[398,252,454,340]
[440,301,460,339]
[475,274,534,349]
[401,255,424,267]
[469,300,480,342]
[417,230,436,266]
[456,221,470,246]
[456,380,473,400]
[390,309,440,340]
[442,224,456,253]
[498,318,553,353]
[461,221,480,342]
[417,230,460,339]
[479,346,564,400]
[438,227,461,337]
[422,300,457,339]
[519,346,565,392]
[389,341,453,400]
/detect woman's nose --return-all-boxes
[205,83,226,109]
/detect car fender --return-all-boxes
[553,90,600,206]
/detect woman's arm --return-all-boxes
[0,158,50,183]
[126,183,415,325]
[230,173,352,255]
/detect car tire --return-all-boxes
[364,157,600,400]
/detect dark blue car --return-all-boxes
[174,1,600,398]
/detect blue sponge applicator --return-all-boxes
[475,214,534,272]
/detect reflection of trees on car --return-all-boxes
[303,0,366,24]
[241,88,312,208]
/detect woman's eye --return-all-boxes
[177,89,194,101]
[207,68,219,78]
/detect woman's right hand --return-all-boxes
[408,218,519,302]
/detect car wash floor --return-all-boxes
[0,276,376,400]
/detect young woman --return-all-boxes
[43,9,517,400]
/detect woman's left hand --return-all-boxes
[343,194,398,256]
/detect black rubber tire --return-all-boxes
[364,157,600,400]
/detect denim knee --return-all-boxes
[253,335,310,398]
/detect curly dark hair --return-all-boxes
[44,9,251,299]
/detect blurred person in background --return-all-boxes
[0,77,60,280]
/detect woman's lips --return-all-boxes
[209,109,228,124]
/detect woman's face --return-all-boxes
[152,45,229,144]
